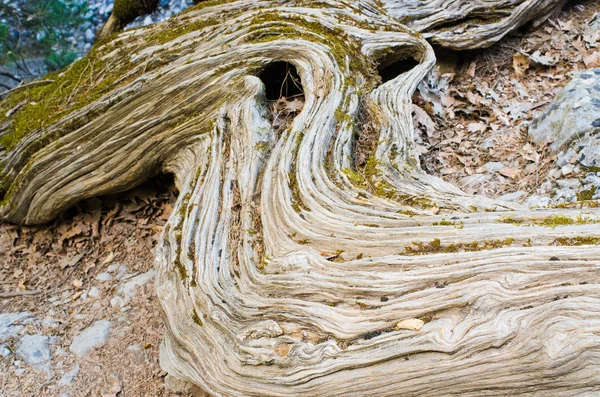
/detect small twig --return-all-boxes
[0,80,55,99]
[56,259,83,289]
[0,71,22,83]
[0,290,42,298]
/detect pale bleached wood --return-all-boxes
[1,1,597,396]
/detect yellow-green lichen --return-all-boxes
[553,236,600,246]
[404,238,515,255]
[498,215,525,225]
[192,308,203,326]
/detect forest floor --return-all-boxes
[415,0,600,203]
[1,1,599,396]
[0,176,179,396]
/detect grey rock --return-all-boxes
[14,368,26,376]
[70,320,112,357]
[16,334,53,379]
[107,263,121,272]
[557,148,577,167]
[484,161,505,173]
[0,344,11,357]
[553,188,577,202]
[561,164,574,176]
[526,195,553,208]
[578,143,600,168]
[114,265,129,280]
[118,270,155,301]
[110,296,126,308]
[95,272,112,282]
[529,68,600,151]
[42,318,60,329]
[0,312,33,340]
[556,179,580,189]
[84,28,95,42]
[548,168,562,180]
[58,364,80,386]
[539,181,553,194]
[88,286,100,298]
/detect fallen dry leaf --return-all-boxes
[513,52,531,76]
[583,50,600,68]
[467,61,477,78]
[500,167,518,179]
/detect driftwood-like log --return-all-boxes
[1,1,598,396]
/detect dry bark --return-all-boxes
[2,1,599,396]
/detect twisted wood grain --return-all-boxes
[1,1,597,396]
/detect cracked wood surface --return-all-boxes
[1,1,599,396]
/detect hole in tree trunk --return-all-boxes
[258,61,305,134]
[258,61,304,101]
[377,54,420,84]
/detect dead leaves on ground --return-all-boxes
[413,4,600,198]
[0,177,175,296]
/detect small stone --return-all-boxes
[539,183,551,195]
[115,265,130,280]
[557,148,578,167]
[118,270,155,301]
[526,195,552,208]
[88,286,100,298]
[556,179,580,189]
[59,364,80,386]
[578,144,600,168]
[106,264,120,273]
[548,168,562,180]
[95,272,112,282]
[70,320,112,357]
[484,162,505,173]
[0,312,33,339]
[14,368,26,376]
[110,296,126,308]
[16,334,53,379]
[143,15,153,25]
[395,318,424,331]
[84,28,95,42]
[561,164,574,176]
[529,68,600,151]
[0,344,11,357]
[42,318,60,328]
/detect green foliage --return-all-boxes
[0,0,90,71]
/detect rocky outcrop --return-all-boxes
[529,68,600,161]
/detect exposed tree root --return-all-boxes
[2,1,598,396]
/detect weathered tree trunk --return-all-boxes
[1,1,598,396]
[98,0,160,38]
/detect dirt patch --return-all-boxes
[0,175,179,396]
